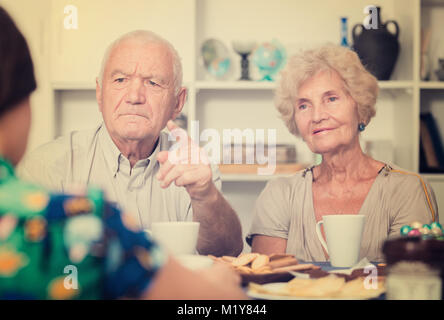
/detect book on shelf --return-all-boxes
[419,112,444,173]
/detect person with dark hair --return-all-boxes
[0,6,246,300]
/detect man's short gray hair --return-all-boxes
[97,30,183,94]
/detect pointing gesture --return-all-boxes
[156,120,214,201]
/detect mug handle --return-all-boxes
[315,220,329,254]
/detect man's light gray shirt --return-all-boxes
[17,123,222,229]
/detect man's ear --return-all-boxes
[171,87,187,120]
[96,78,103,113]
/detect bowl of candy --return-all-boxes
[382,221,444,300]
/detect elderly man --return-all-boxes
[18,30,243,257]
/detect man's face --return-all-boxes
[97,39,184,143]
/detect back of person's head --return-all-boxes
[0,6,36,117]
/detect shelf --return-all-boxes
[378,81,414,89]
[221,173,293,182]
[196,80,413,91]
[52,82,96,90]
[419,81,444,89]
[195,81,276,91]
[52,80,414,92]
[53,81,195,91]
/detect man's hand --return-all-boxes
[157,120,243,257]
[156,120,215,201]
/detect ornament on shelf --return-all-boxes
[232,41,256,81]
[352,6,400,80]
[201,39,231,79]
[251,39,286,82]
[340,17,349,47]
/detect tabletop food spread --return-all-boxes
[204,221,444,300]
[209,253,387,299]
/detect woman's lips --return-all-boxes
[312,128,334,135]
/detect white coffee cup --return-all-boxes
[315,214,366,268]
[150,221,200,255]
[176,254,214,271]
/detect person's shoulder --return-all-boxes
[380,163,434,201]
[20,126,101,168]
[264,166,311,192]
[0,175,49,218]
[383,163,429,187]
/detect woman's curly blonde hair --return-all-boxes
[275,44,379,136]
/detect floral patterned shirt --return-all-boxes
[0,156,166,299]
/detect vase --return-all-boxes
[352,6,400,80]
[435,59,444,81]
[421,53,431,81]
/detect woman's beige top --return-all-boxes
[247,163,439,262]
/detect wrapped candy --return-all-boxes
[410,221,423,230]
[400,225,412,236]
[430,222,442,230]
[408,229,421,237]
[431,227,443,237]
[400,221,443,240]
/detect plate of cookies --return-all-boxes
[247,274,386,300]
[209,253,320,286]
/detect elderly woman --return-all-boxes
[247,44,439,262]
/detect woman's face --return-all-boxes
[0,97,31,165]
[294,69,361,155]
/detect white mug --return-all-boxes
[150,221,200,255]
[315,214,366,268]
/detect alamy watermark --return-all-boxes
[63,265,78,290]
[167,121,277,175]
[64,5,78,30]
[363,264,379,289]
[363,5,379,30]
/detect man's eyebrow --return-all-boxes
[110,70,129,78]
[142,74,170,85]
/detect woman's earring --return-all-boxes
[358,123,366,132]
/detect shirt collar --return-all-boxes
[99,123,122,176]
[0,156,15,183]
[301,162,392,179]
[99,123,161,177]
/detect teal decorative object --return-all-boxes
[201,39,231,79]
[400,225,412,236]
[431,221,442,230]
[423,223,432,230]
[252,40,286,81]
[340,17,349,47]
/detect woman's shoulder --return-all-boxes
[381,163,431,188]
[263,165,313,192]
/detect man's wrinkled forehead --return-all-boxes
[105,39,174,80]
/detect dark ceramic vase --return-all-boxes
[352,7,400,80]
